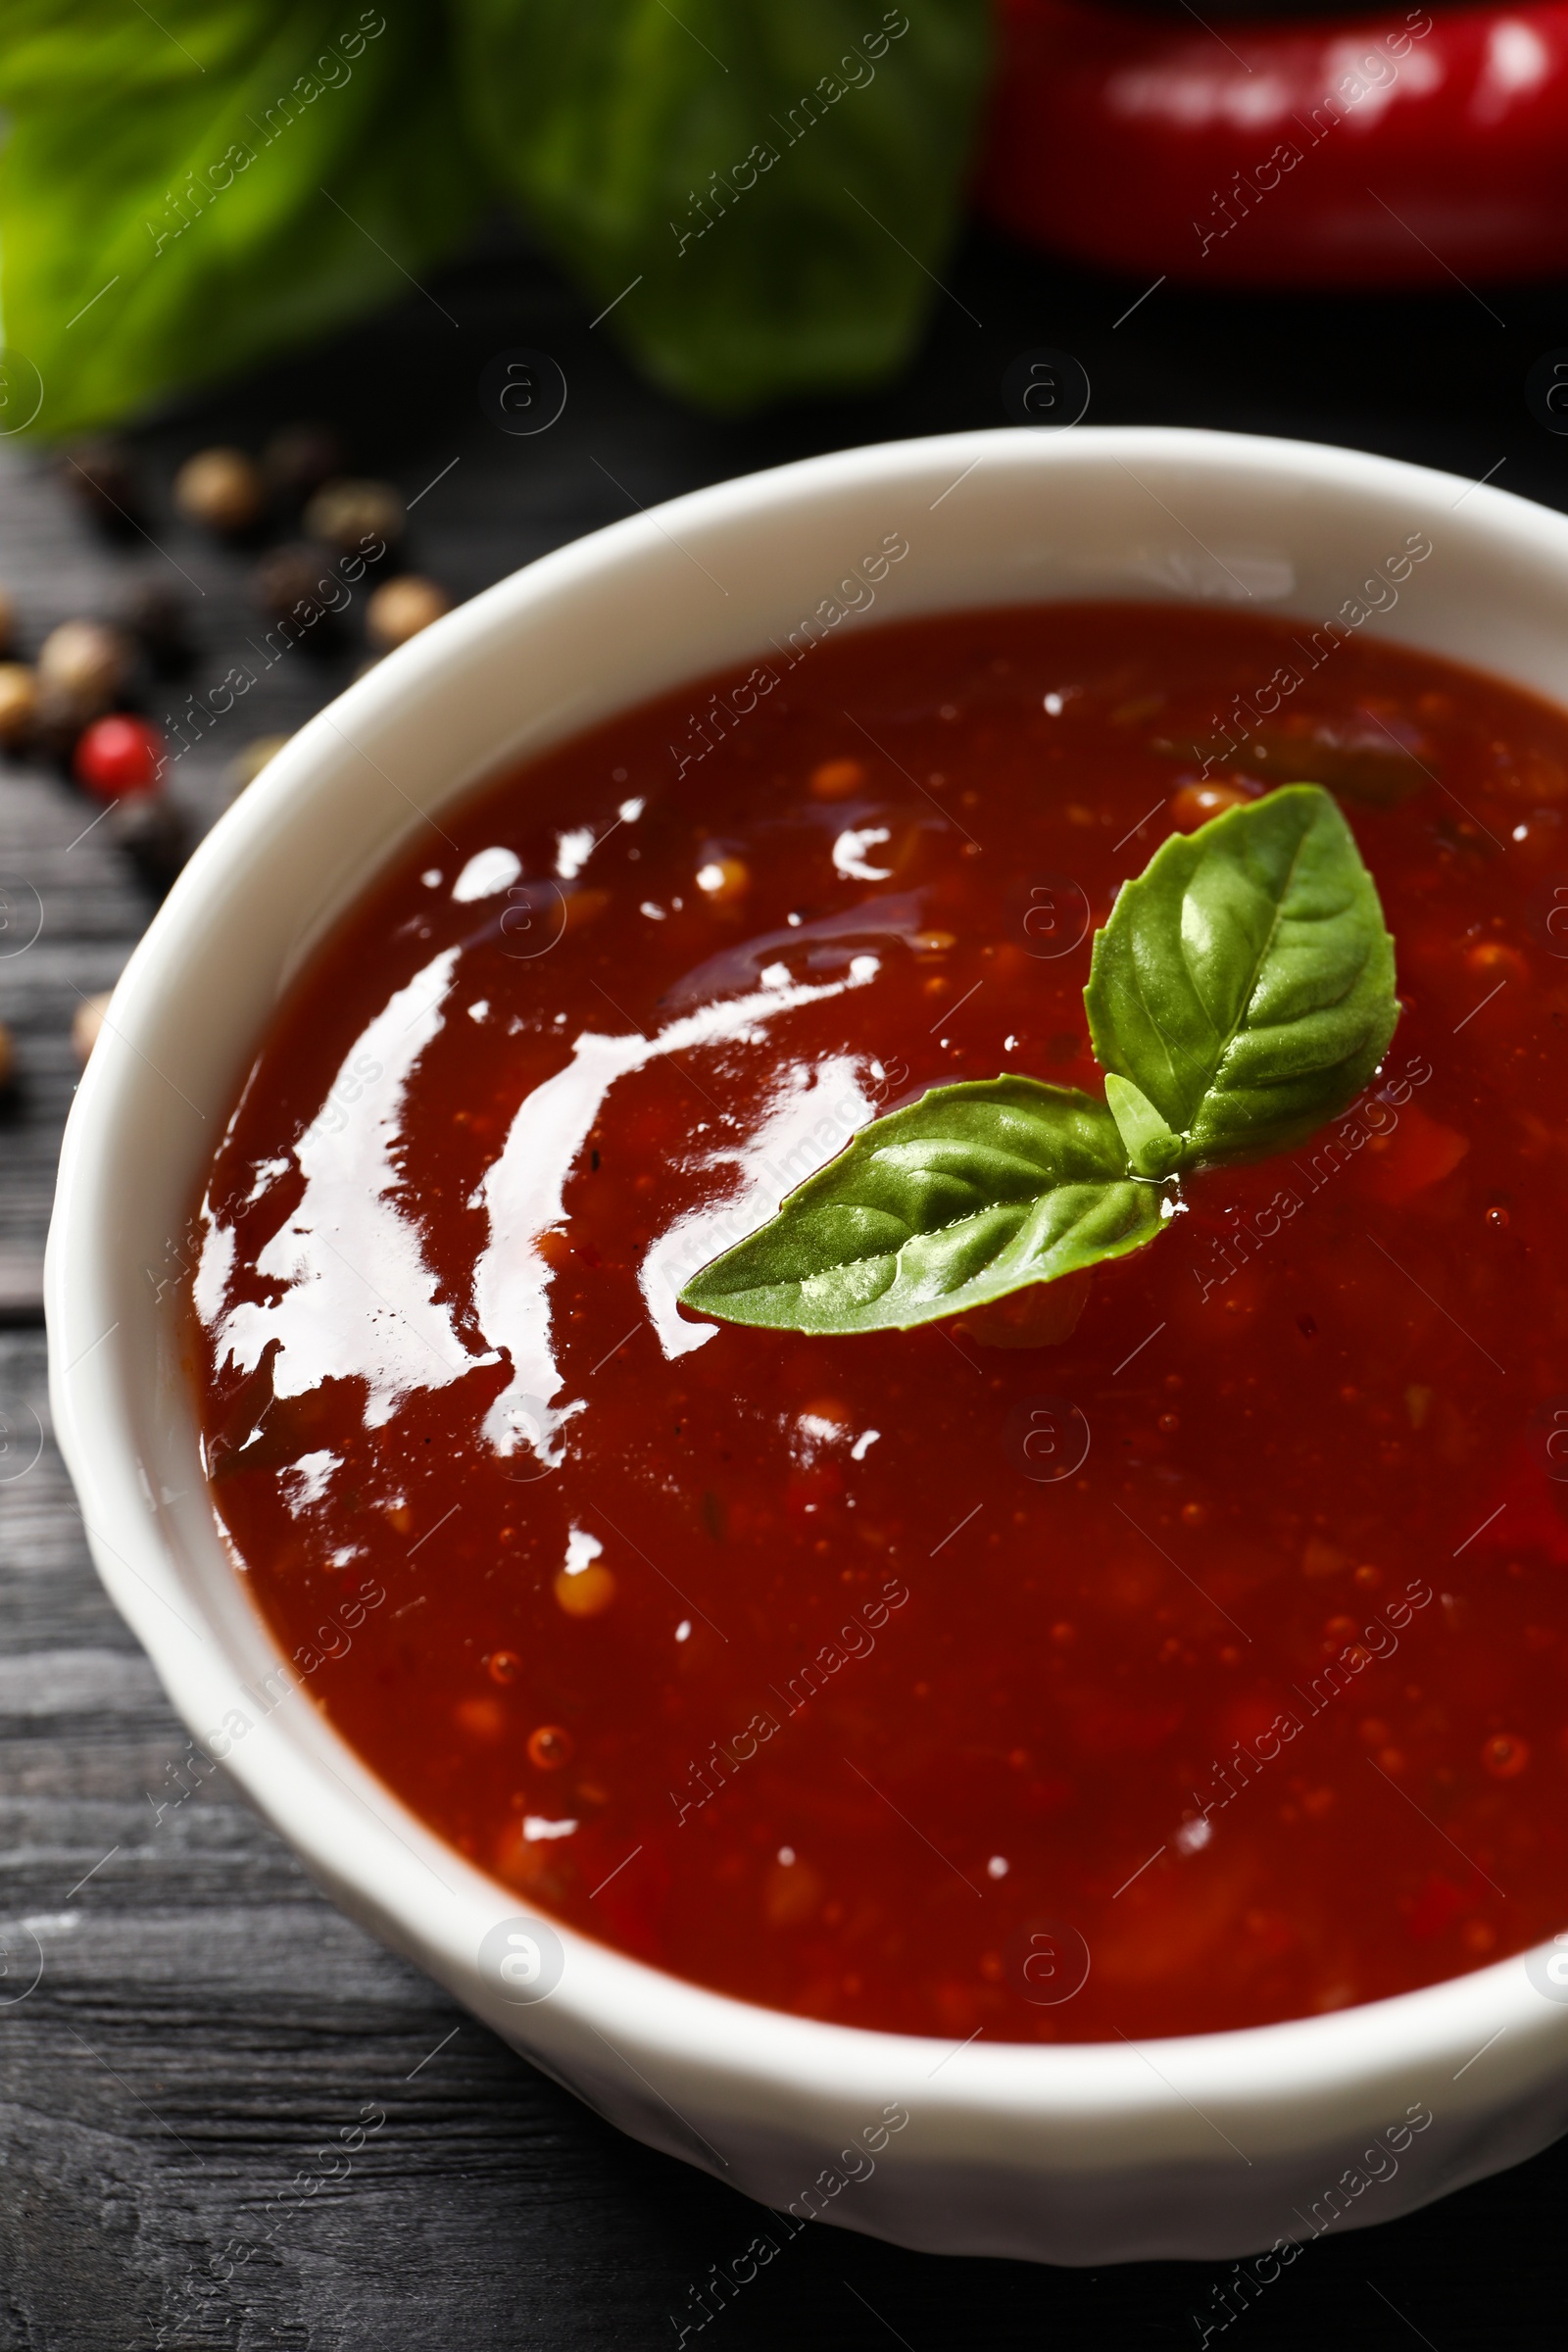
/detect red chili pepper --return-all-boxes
[977,0,1568,287]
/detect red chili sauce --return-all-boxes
[187,603,1568,2042]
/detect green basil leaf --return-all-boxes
[454,0,992,412]
[679,1076,1166,1335]
[0,4,484,439]
[1103,1073,1182,1180]
[0,0,988,434]
[1084,784,1397,1167]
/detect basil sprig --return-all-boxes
[680,785,1397,1337]
[0,2,991,438]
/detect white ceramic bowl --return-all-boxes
[47,425,1568,2267]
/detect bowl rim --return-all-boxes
[44,420,1568,2159]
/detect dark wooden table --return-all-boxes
[3,224,1565,2349]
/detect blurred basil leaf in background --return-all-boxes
[0,5,486,439]
[0,0,991,438]
[456,0,991,411]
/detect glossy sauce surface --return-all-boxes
[188,604,1568,2041]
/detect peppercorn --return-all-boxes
[63,438,142,531]
[263,421,345,504]
[110,791,189,893]
[223,735,292,794]
[36,619,132,729]
[72,992,112,1063]
[173,446,266,535]
[0,664,37,748]
[33,687,95,760]
[251,544,342,656]
[119,578,192,674]
[366,574,451,651]
[252,543,329,623]
[39,617,131,700]
[304,477,404,553]
[74,715,167,799]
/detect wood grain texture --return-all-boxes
[2,224,1566,2348]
